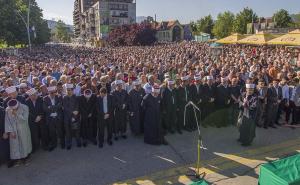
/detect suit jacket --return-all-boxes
[267,86,282,104]
[79,94,97,119]
[202,84,216,103]
[43,95,63,123]
[96,95,115,121]
[25,97,44,124]
[189,84,203,104]
[62,95,79,123]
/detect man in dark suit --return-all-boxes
[265,79,282,129]
[43,86,64,151]
[62,84,80,150]
[255,79,268,127]
[25,88,44,152]
[0,105,10,167]
[202,76,216,123]
[79,89,97,147]
[189,75,203,127]
[97,87,114,148]
[111,80,128,140]
[161,80,179,134]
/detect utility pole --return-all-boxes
[15,0,31,52]
[27,0,32,52]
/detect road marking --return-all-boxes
[113,137,300,185]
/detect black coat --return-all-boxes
[79,94,97,120]
[267,86,282,104]
[0,106,9,164]
[202,84,216,103]
[26,97,44,124]
[142,94,163,145]
[43,95,63,124]
[62,95,79,124]
[128,88,145,134]
[215,84,231,108]
[96,95,115,121]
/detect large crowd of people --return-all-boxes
[0,42,300,168]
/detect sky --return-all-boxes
[36,0,299,25]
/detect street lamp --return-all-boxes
[15,0,31,52]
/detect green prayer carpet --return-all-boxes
[259,154,300,185]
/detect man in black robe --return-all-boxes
[141,84,168,145]
[214,77,231,127]
[128,80,145,136]
[189,74,203,127]
[25,88,44,152]
[229,78,241,125]
[43,86,63,151]
[0,105,10,167]
[111,80,128,140]
[176,75,192,131]
[161,80,180,134]
[79,89,97,147]
[202,76,216,125]
[96,87,114,148]
[62,84,80,150]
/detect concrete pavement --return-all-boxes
[0,126,299,185]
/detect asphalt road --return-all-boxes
[0,125,300,185]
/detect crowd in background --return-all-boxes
[0,42,300,168]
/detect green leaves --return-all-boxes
[233,7,258,34]
[0,0,50,46]
[54,20,71,43]
[191,15,214,36]
[273,9,292,28]
[212,11,235,39]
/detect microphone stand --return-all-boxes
[184,101,207,180]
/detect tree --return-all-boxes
[273,9,292,28]
[0,0,50,46]
[233,7,258,34]
[212,11,235,39]
[108,23,157,46]
[54,20,71,43]
[191,15,214,36]
[290,13,300,27]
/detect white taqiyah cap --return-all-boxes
[115,80,123,85]
[167,80,175,85]
[206,76,213,80]
[26,88,37,96]
[132,80,141,86]
[5,86,17,94]
[152,84,160,93]
[47,86,57,92]
[19,83,28,88]
[194,75,201,81]
[181,75,190,81]
[65,83,74,89]
[246,84,255,89]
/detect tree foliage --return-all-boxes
[212,11,235,39]
[108,23,157,47]
[273,9,292,28]
[190,15,214,36]
[233,7,258,34]
[0,0,50,46]
[54,20,71,43]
